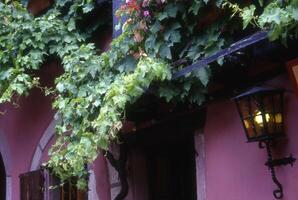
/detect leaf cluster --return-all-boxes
[0,0,297,188]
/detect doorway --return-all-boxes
[123,111,200,200]
[145,135,197,200]
[0,153,6,200]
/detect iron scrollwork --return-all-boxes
[259,140,296,199]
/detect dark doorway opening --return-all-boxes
[146,135,197,200]
[0,153,6,200]
[123,110,200,200]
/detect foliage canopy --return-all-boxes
[0,0,297,188]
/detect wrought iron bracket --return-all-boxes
[258,141,296,199]
[265,154,296,168]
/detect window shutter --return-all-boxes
[20,170,44,200]
[20,169,87,200]
[59,179,87,200]
[44,169,61,200]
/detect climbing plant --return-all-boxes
[0,0,297,188]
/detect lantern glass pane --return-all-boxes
[273,94,282,112]
[267,113,275,134]
[253,115,264,137]
[238,100,250,118]
[274,112,283,133]
[243,119,255,138]
[263,95,273,113]
[250,97,265,137]
[249,97,259,114]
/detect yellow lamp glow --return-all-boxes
[254,111,270,126]
[244,119,250,129]
[275,113,282,124]
[234,87,284,142]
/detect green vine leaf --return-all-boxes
[0,0,297,189]
[241,5,256,29]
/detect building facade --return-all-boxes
[1,1,298,200]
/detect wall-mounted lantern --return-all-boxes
[234,87,296,199]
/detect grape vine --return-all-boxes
[0,0,297,188]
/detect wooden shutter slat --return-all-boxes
[20,169,87,200]
[20,170,44,200]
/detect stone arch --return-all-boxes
[30,118,56,171]
[0,130,12,200]
[30,116,99,200]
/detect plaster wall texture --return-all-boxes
[39,125,111,200]
[93,153,112,200]
[204,75,298,200]
[0,61,65,200]
[0,65,56,200]
[0,2,113,199]
[0,61,111,200]
[0,34,296,200]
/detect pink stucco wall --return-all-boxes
[40,135,56,165]
[1,51,297,200]
[0,61,65,200]
[0,61,112,200]
[94,154,111,200]
[0,2,113,198]
[0,62,58,200]
[204,75,298,200]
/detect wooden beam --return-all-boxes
[173,31,268,79]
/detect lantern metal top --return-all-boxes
[233,87,284,100]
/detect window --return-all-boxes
[59,180,87,200]
[20,169,87,200]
